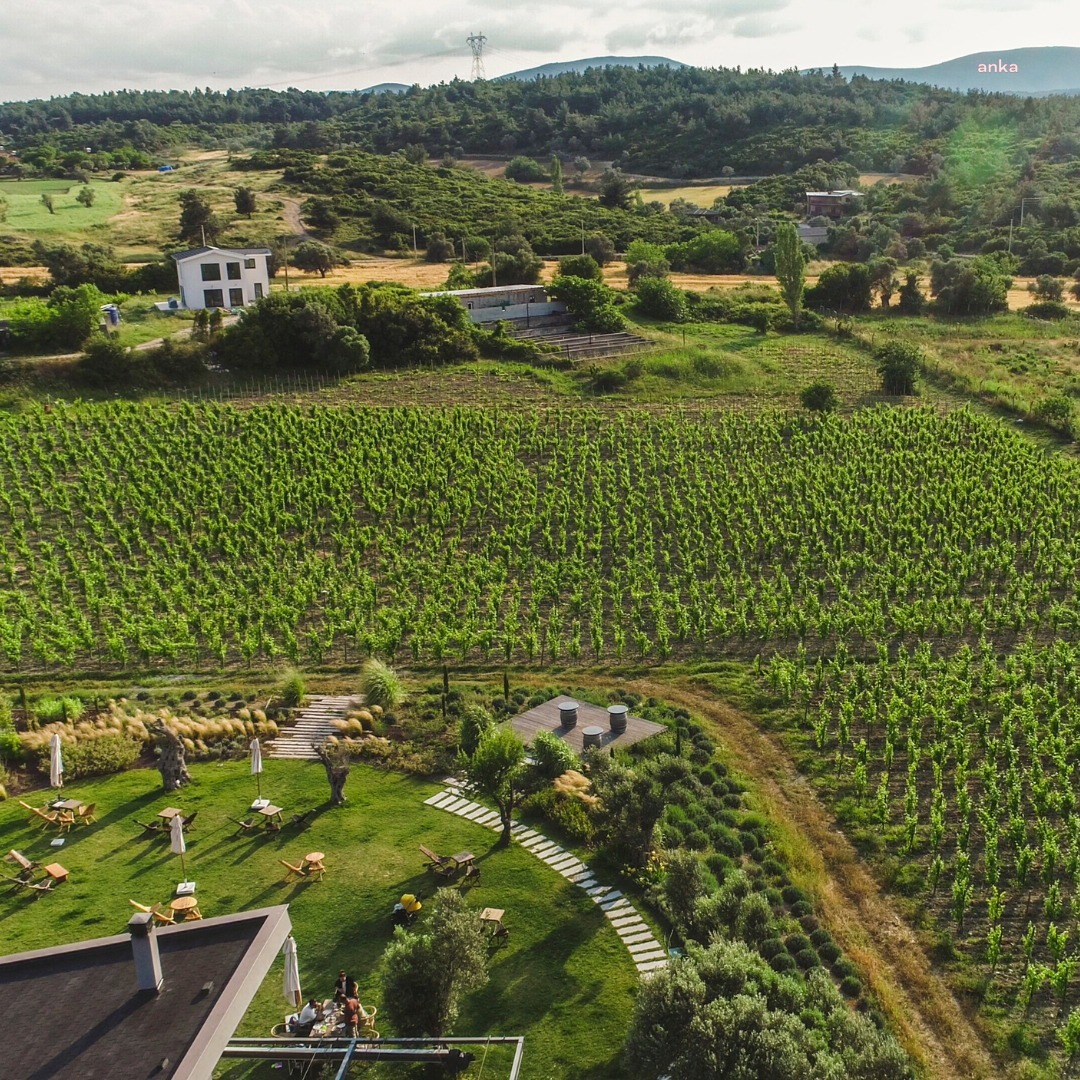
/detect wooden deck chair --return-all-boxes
[77,803,97,825]
[128,899,176,925]
[135,819,163,836]
[55,811,75,834]
[180,811,198,831]
[22,803,61,829]
[231,817,257,835]
[280,859,307,882]
[287,810,314,829]
[305,860,326,882]
[5,850,37,881]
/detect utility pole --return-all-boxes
[1020,197,1041,227]
[1008,215,1014,254]
[466,32,487,81]
[412,223,418,254]
[491,236,497,287]
[580,217,585,256]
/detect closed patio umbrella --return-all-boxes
[250,738,263,800]
[170,812,188,882]
[49,733,63,789]
[282,935,302,1008]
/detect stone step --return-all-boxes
[622,931,656,946]
[633,949,668,964]
[616,922,648,939]
[636,959,669,974]
[627,940,662,956]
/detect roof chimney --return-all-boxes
[129,912,164,993]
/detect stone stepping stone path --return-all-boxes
[423,779,668,978]
[268,694,363,760]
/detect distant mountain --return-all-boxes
[359,82,411,95]
[835,47,1080,95]
[496,56,685,82]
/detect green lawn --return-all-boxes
[0,761,636,1080]
[0,178,124,235]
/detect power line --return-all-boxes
[466,32,487,81]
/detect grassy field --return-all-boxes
[0,760,637,1080]
[637,184,737,206]
[0,179,123,237]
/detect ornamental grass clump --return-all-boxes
[361,658,406,711]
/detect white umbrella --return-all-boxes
[170,813,188,881]
[250,738,263,800]
[282,935,302,1008]
[49,733,63,789]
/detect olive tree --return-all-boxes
[463,723,526,846]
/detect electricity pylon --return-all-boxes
[466,32,487,81]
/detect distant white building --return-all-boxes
[171,246,271,311]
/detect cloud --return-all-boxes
[606,17,718,52]
[732,15,799,38]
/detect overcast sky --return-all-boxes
[0,0,1075,103]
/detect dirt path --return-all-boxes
[274,195,313,243]
[566,672,997,1080]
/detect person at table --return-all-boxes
[342,994,360,1037]
[334,970,348,1003]
[345,975,358,1000]
[291,998,322,1036]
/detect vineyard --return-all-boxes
[0,402,1078,672]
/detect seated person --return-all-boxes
[289,998,322,1036]
[334,970,348,1003]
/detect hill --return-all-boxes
[358,82,410,95]
[495,55,684,81]
[837,46,1080,94]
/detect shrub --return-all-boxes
[279,672,306,708]
[0,726,24,764]
[795,948,821,969]
[785,933,812,954]
[769,952,797,973]
[35,696,85,724]
[875,341,922,395]
[361,658,406,710]
[1025,300,1072,321]
[634,277,689,322]
[504,156,547,183]
[809,928,832,948]
[840,975,863,998]
[818,941,842,964]
[790,900,814,917]
[532,729,578,779]
[800,381,838,412]
[38,733,140,779]
[758,937,786,960]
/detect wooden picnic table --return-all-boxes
[170,895,202,920]
[303,852,325,866]
[157,807,183,820]
[450,851,475,869]
[259,804,284,827]
[479,907,505,933]
[51,798,82,812]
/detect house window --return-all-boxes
[226,262,241,280]
[244,258,257,269]
[229,288,244,307]
[203,289,225,308]
[200,263,222,281]
[254,282,264,299]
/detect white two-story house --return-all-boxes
[171,246,271,310]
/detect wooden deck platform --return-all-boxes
[509,695,666,755]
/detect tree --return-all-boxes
[548,275,626,333]
[597,168,634,210]
[584,234,616,266]
[41,192,55,215]
[315,739,351,805]
[504,156,547,183]
[634,277,688,322]
[425,232,457,263]
[557,254,602,281]
[589,756,668,867]
[32,240,127,292]
[233,186,257,217]
[1029,275,1064,302]
[292,240,336,277]
[381,888,488,1037]
[876,341,922,395]
[805,262,872,314]
[897,272,926,315]
[75,186,95,208]
[667,230,746,273]
[459,704,493,757]
[773,222,805,329]
[868,256,899,309]
[473,235,543,287]
[464,724,526,846]
[930,257,1009,316]
[550,154,564,194]
[178,189,221,244]
[625,239,670,286]
[800,381,838,412]
[305,197,341,233]
[0,195,7,223]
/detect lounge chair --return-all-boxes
[420,844,456,876]
[77,803,97,825]
[135,819,163,836]
[231,817,257,835]
[280,859,307,882]
[5,876,54,895]
[287,810,314,829]
[21,802,61,829]
[129,899,176,925]
[5,850,37,881]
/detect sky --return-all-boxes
[0,0,1076,103]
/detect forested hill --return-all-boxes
[6,64,1080,181]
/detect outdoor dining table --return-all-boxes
[157,807,183,821]
[449,851,475,870]
[170,895,202,921]
[259,804,284,829]
[479,907,505,934]
[50,798,82,812]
